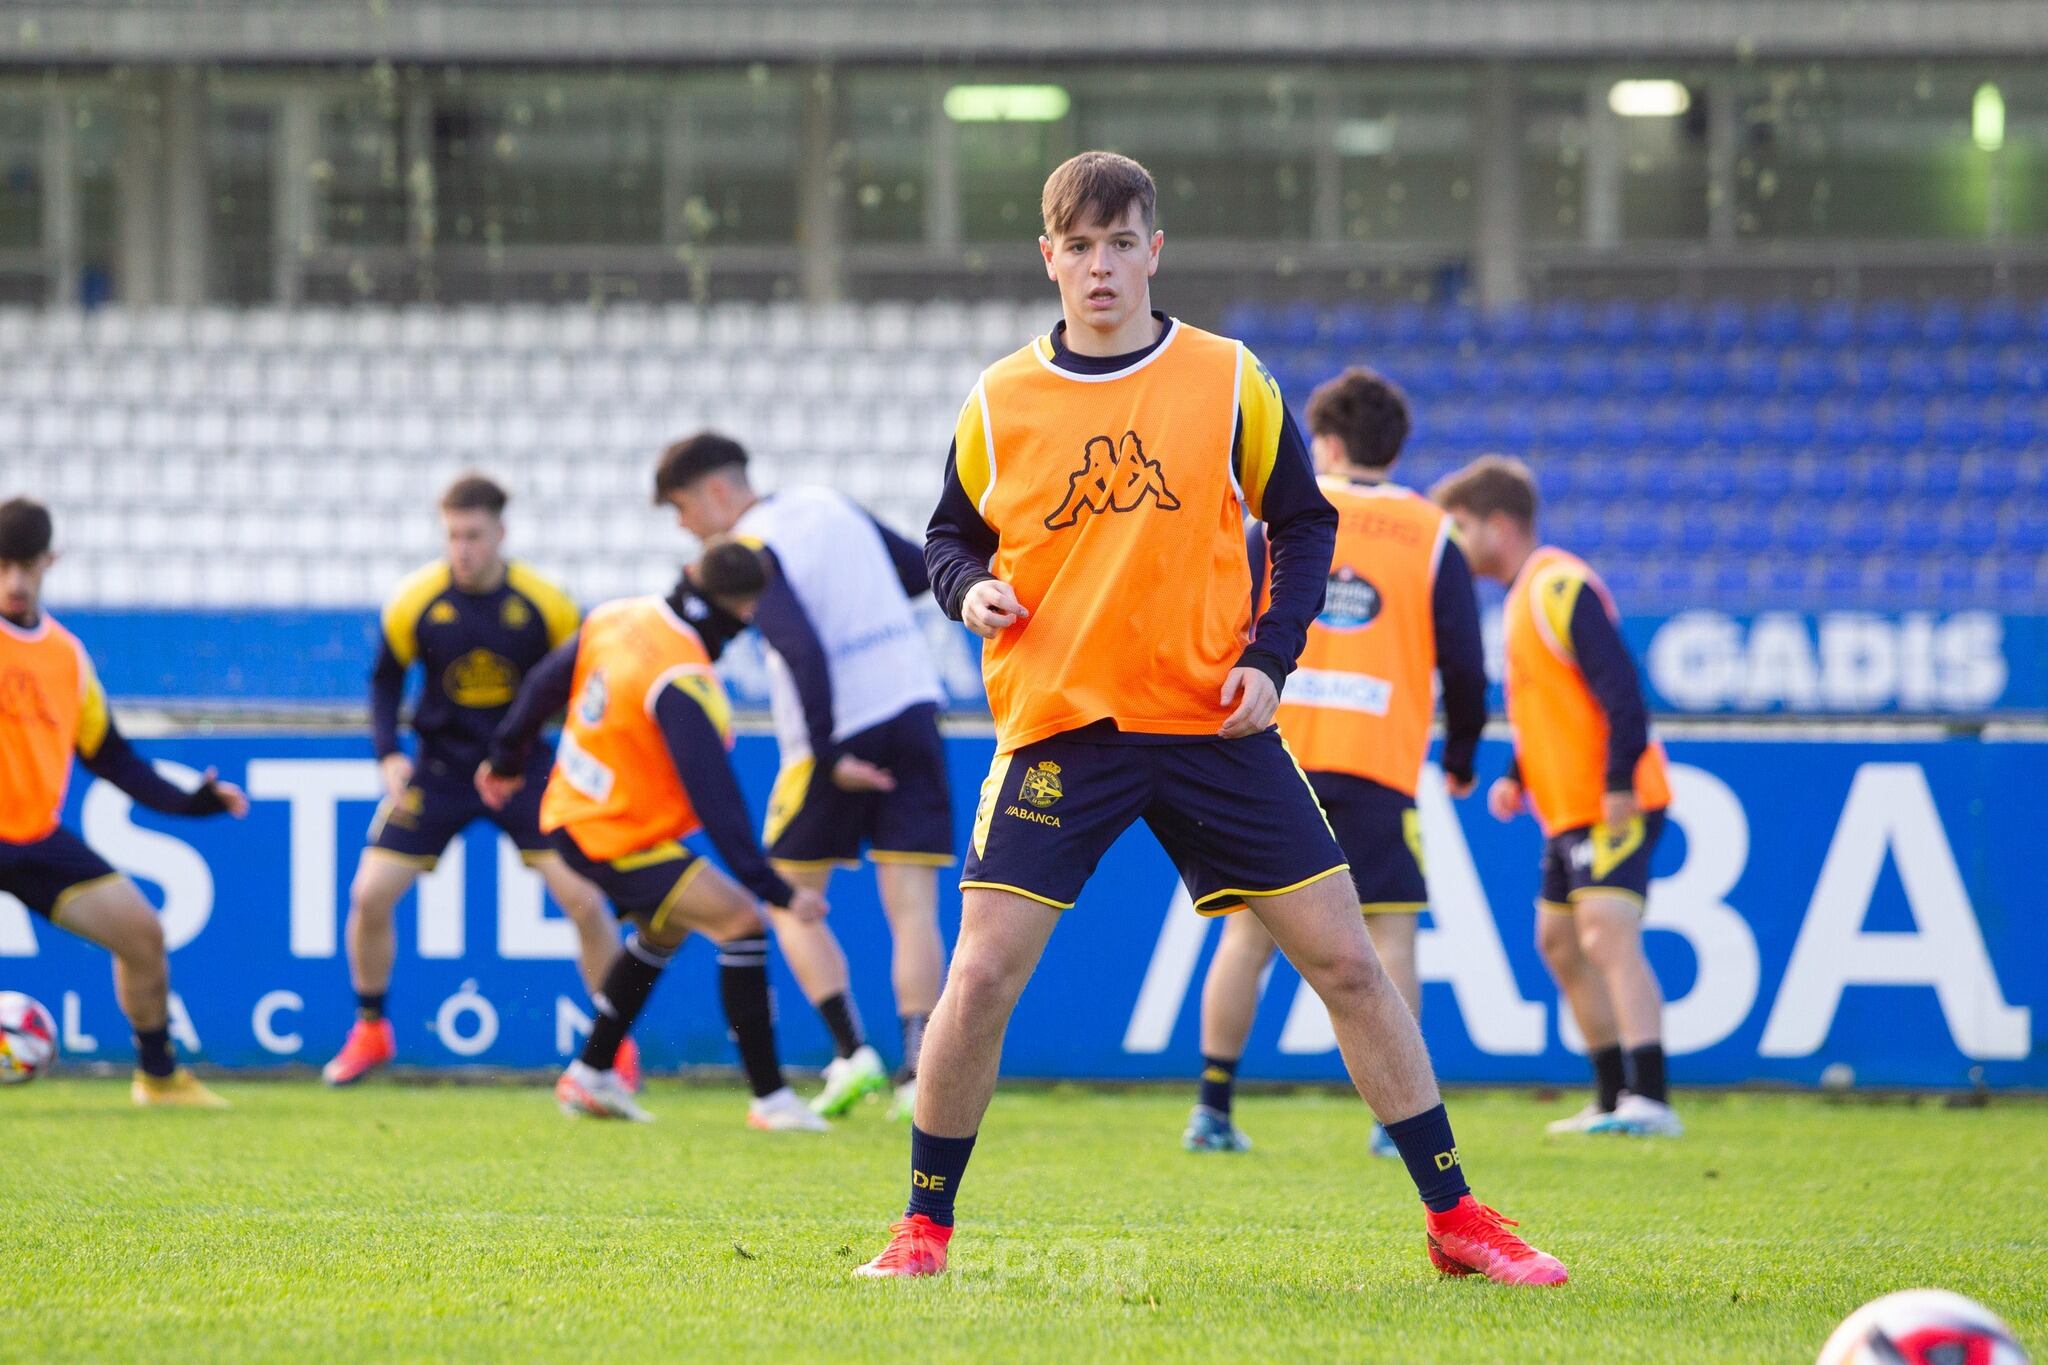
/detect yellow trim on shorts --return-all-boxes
[1192,863,1352,917]
[49,872,128,922]
[958,879,1074,911]
[648,857,709,934]
[772,856,862,873]
[971,752,1016,859]
[762,757,816,850]
[612,839,687,873]
[869,850,958,867]
[364,847,438,871]
[1567,886,1646,912]
[1361,900,1426,916]
[1537,897,1576,916]
[518,849,558,868]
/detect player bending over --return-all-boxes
[855,153,1566,1285]
[324,474,630,1088]
[1431,456,1681,1139]
[1187,367,1487,1159]
[0,498,247,1107]
[656,435,952,1122]
[479,545,827,1130]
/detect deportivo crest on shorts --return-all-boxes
[1020,760,1064,809]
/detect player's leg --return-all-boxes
[858,739,1139,1277]
[532,851,640,1092]
[866,704,957,1113]
[1575,893,1678,1136]
[323,850,421,1083]
[1161,732,1564,1285]
[1187,909,1271,1151]
[1536,902,1626,1128]
[53,872,226,1107]
[1364,913,1421,1018]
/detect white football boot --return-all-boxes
[810,1044,889,1118]
[555,1061,653,1123]
[1589,1093,1684,1137]
[749,1086,831,1132]
[1544,1101,1613,1135]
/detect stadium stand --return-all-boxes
[8,296,2045,613]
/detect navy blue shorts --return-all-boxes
[962,728,1349,914]
[1309,771,1427,913]
[549,829,708,928]
[764,703,955,869]
[0,826,121,919]
[369,763,555,868]
[1539,809,1667,912]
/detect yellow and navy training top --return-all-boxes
[371,560,580,782]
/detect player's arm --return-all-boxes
[1234,350,1338,692]
[75,666,245,817]
[1566,580,1652,807]
[865,511,933,599]
[1245,521,1271,611]
[369,635,407,762]
[484,635,578,780]
[372,567,441,798]
[1432,539,1488,793]
[652,680,798,911]
[750,549,842,767]
[928,385,1025,637]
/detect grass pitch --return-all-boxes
[3,1079,2040,1363]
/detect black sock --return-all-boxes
[718,936,786,1099]
[906,1124,977,1227]
[356,992,387,1023]
[135,1026,176,1079]
[1627,1043,1669,1104]
[1198,1054,1239,1116]
[1383,1103,1471,1214]
[580,934,670,1070]
[896,1012,929,1084]
[1592,1044,1626,1112]
[818,991,864,1060]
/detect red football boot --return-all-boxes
[615,1037,642,1094]
[1425,1196,1569,1286]
[321,1018,395,1086]
[852,1215,953,1278]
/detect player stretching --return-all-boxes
[0,498,247,1106]
[1430,456,1681,1138]
[1186,368,1487,1159]
[656,436,951,1121]
[323,475,628,1087]
[480,546,828,1130]
[856,153,1566,1284]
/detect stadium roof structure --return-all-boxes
[6,0,2048,66]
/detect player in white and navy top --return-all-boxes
[655,433,953,1121]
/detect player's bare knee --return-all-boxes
[1301,947,1386,1015]
[1536,913,1582,974]
[943,950,1027,1021]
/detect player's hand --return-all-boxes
[832,754,897,793]
[1216,667,1278,739]
[201,769,250,818]
[379,752,414,804]
[1602,790,1641,831]
[474,762,524,812]
[962,579,1029,639]
[781,886,829,923]
[1488,777,1523,822]
[1444,771,1477,800]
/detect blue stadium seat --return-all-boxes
[1844,351,1890,397]
[1595,404,1647,453]
[1888,351,1944,397]
[1275,303,1322,348]
[1601,561,1645,601]
[1325,303,1372,348]
[1761,403,1818,449]
[1945,507,2000,555]
[1968,298,2024,345]
[1819,560,1867,602]
[1709,558,1752,603]
[1591,300,1641,347]
[1995,403,2038,450]
[1755,299,1804,346]
[1961,455,2020,500]
[1894,512,1941,556]
[1673,513,1715,556]
[1994,556,2041,599]
[1645,300,1702,347]
[2002,349,2048,393]
[1781,349,1834,398]
[1952,348,2002,397]
[1706,300,1748,347]
[1708,402,1763,449]
[1781,510,1826,557]
[1380,302,1431,346]
[1931,405,1988,451]
[1734,456,1792,502]
[1808,299,1856,347]
[1650,560,1702,602]
[1539,299,1591,346]
[1221,304,1270,345]
[2008,509,2048,554]
[1450,352,1502,399]
[1483,303,1534,346]
[1850,456,1904,499]
[1564,351,1614,397]
[1730,351,1780,396]
[1878,401,1927,449]
[1722,514,1772,556]
[1937,558,1981,605]
[1761,560,1810,601]
[1920,300,1965,346]
[1676,354,1724,398]
[1620,352,1675,397]
[1790,457,1850,501]
[1907,456,1963,500]
[1860,299,1915,346]
[1837,508,1887,556]
[1877,560,1929,601]
[1428,304,1479,346]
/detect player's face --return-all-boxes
[442,509,505,589]
[1445,508,1495,577]
[663,475,743,541]
[1310,432,1349,476]
[0,554,51,622]
[1040,204,1162,338]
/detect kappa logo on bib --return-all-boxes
[1044,431,1181,530]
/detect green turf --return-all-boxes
[2,1080,2040,1363]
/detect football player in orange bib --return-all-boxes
[855,153,1567,1286]
[323,474,627,1089]
[0,498,247,1107]
[1431,456,1681,1139]
[1189,368,1488,1160]
[479,543,829,1130]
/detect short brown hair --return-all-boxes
[0,497,53,562]
[653,432,750,503]
[1307,368,1411,470]
[440,472,509,517]
[1430,455,1539,528]
[1042,151,1157,238]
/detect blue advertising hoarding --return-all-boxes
[4,731,2037,1089]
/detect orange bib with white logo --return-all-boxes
[540,597,730,861]
[975,322,1252,754]
[1274,480,1449,797]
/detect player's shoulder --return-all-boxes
[1524,547,1608,638]
[504,561,580,637]
[385,560,453,613]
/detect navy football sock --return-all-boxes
[896,1012,929,1084]
[906,1125,977,1227]
[717,936,786,1099]
[1592,1044,1626,1112]
[1627,1043,1669,1105]
[1198,1054,1239,1116]
[818,991,864,1060]
[134,1026,176,1079]
[1383,1103,1472,1214]
[581,933,670,1070]
[356,992,387,1024]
